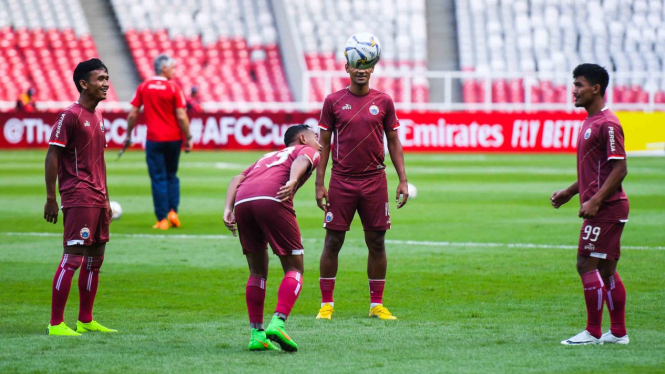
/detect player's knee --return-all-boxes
[576,256,595,275]
[365,233,386,253]
[324,232,345,252]
[61,254,84,271]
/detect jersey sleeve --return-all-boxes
[602,122,626,160]
[382,97,400,132]
[173,83,187,109]
[48,111,76,147]
[129,83,143,108]
[298,146,321,170]
[318,96,335,131]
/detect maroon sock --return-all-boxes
[605,272,627,337]
[50,254,83,326]
[580,270,604,338]
[275,271,303,318]
[319,277,335,304]
[369,279,386,305]
[246,276,266,326]
[78,255,104,323]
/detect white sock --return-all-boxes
[370,303,382,309]
[321,302,334,307]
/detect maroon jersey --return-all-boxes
[235,145,320,208]
[576,107,629,222]
[318,88,400,178]
[49,102,107,208]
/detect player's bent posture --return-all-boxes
[315,60,408,320]
[223,125,321,352]
[552,64,629,345]
[44,59,117,336]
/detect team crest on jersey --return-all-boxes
[99,122,105,132]
[584,128,591,140]
[369,105,379,115]
[84,120,90,127]
[325,212,333,222]
[80,227,90,239]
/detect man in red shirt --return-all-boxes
[314,50,409,320]
[125,53,193,230]
[44,58,116,336]
[223,125,321,352]
[552,64,630,345]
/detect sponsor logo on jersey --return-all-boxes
[325,212,333,222]
[608,126,616,152]
[80,227,90,239]
[84,120,90,127]
[584,243,595,251]
[342,104,352,110]
[584,128,591,139]
[100,122,105,132]
[369,105,379,115]
[55,113,66,138]
[313,152,320,161]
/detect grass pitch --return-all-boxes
[0,150,664,374]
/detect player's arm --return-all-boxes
[550,181,579,209]
[315,130,332,212]
[104,160,112,220]
[386,130,409,209]
[277,155,313,202]
[223,174,246,237]
[578,160,627,219]
[44,145,62,224]
[175,108,193,152]
[125,106,140,149]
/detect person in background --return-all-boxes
[16,88,37,112]
[125,53,193,230]
[186,86,202,113]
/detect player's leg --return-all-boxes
[145,140,169,228]
[76,242,116,333]
[358,176,395,320]
[48,208,86,336]
[266,254,304,352]
[598,259,628,343]
[317,229,346,319]
[164,140,182,228]
[561,253,604,345]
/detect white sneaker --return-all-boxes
[600,331,629,344]
[561,330,603,345]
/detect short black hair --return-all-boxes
[573,63,609,96]
[73,58,108,93]
[284,124,311,145]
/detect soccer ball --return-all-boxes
[110,201,122,221]
[344,32,381,69]
[407,183,417,199]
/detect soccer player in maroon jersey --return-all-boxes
[314,56,409,320]
[44,59,117,336]
[223,125,321,352]
[552,64,629,345]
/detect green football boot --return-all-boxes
[266,315,298,352]
[248,328,280,351]
[76,320,117,333]
[47,322,81,336]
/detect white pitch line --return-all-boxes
[2,232,663,251]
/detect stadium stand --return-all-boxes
[456,0,665,104]
[0,0,119,104]
[285,0,429,103]
[110,0,292,103]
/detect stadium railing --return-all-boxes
[2,71,665,113]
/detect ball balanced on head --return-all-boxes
[345,32,381,69]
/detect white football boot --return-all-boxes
[561,330,603,345]
[600,331,630,344]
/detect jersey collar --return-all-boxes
[151,76,168,81]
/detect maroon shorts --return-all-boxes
[577,220,626,261]
[324,174,391,232]
[62,207,110,246]
[235,199,304,256]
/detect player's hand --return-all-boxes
[184,139,193,153]
[223,209,237,237]
[277,180,298,202]
[44,198,59,224]
[107,200,113,221]
[396,181,409,209]
[122,138,132,150]
[550,189,573,209]
[578,198,601,219]
[316,184,330,212]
